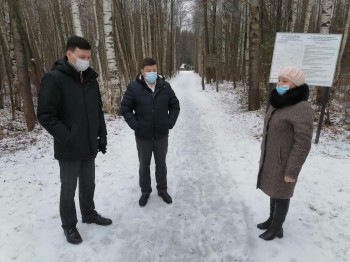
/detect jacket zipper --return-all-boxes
[151,84,165,140]
[82,79,93,157]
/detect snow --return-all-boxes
[1,71,350,262]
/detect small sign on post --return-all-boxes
[202,54,219,92]
[269,33,342,143]
[204,54,218,68]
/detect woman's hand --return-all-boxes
[284,176,296,183]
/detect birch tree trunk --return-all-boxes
[303,0,315,32]
[320,0,333,34]
[71,0,83,37]
[290,0,298,32]
[103,0,122,113]
[248,0,260,110]
[317,0,334,104]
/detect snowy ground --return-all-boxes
[0,71,349,262]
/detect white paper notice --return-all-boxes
[269,33,342,87]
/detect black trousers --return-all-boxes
[59,158,96,230]
[136,136,168,194]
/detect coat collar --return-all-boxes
[136,74,166,92]
[52,57,98,83]
[270,84,309,109]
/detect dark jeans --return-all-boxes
[59,158,96,230]
[136,136,168,194]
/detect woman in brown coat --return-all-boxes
[257,67,314,240]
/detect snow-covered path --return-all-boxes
[1,71,349,262]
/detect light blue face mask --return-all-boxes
[144,72,158,84]
[276,85,290,95]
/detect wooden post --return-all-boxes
[202,52,205,90]
[216,67,219,92]
[315,86,330,144]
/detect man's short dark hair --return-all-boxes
[66,36,91,51]
[141,58,157,68]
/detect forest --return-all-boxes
[0,0,349,134]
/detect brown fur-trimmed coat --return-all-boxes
[257,84,314,199]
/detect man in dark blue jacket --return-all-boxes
[121,58,180,207]
[37,36,112,245]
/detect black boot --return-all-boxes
[259,198,290,241]
[82,212,112,226]
[64,227,82,244]
[139,193,150,207]
[257,198,276,230]
[158,191,172,204]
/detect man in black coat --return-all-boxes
[121,58,180,207]
[37,36,112,245]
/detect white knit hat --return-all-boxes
[278,66,305,86]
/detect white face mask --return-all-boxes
[72,58,90,72]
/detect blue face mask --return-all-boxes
[144,72,158,84]
[276,85,290,95]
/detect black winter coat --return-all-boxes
[120,75,180,140]
[37,58,107,160]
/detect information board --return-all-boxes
[269,33,342,87]
[204,54,218,68]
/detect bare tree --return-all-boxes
[248,0,261,111]
[335,3,350,84]
[58,0,68,42]
[3,0,21,111]
[92,0,105,100]
[0,42,4,109]
[303,0,315,32]
[9,0,36,131]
